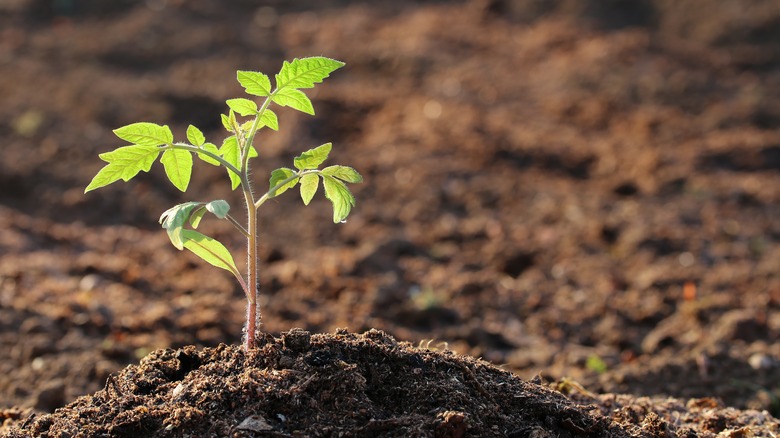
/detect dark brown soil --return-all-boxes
[1,0,780,436]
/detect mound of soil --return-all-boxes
[4,329,777,437]
[1,0,780,436]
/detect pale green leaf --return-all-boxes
[271,88,314,115]
[294,143,331,170]
[186,125,205,147]
[226,98,258,116]
[237,70,272,97]
[268,167,299,197]
[113,122,173,147]
[220,136,241,190]
[159,202,203,250]
[205,199,230,219]
[85,145,159,192]
[299,173,319,205]
[322,175,356,223]
[275,57,345,91]
[198,142,221,166]
[221,114,231,132]
[259,109,279,131]
[160,149,193,192]
[189,206,206,228]
[321,165,363,183]
[181,230,239,277]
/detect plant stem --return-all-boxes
[243,185,258,350]
[239,101,269,351]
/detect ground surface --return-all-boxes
[0,0,779,436]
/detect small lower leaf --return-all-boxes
[181,230,239,277]
[159,202,204,249]
[205,200,230,219]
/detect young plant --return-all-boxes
[85,57,361,350]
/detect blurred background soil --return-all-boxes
[0,0,779,422]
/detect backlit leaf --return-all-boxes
[186,124,205,147]
[85,145,159,192]
[237,70,272,97]
[181,230,239,277]
[160,148,193,192]
[322,175,355,223]
[268,167,298,197]
[189,206,206,228]
[198,142,221,166]
[299,173,319,205]
[226,98,258,117]
[271,88,314,115]
[113,122,173,147]
[220,136,241,190]
[275,57,345,91]
[294,143,331,170]
[321,165,362,183]
[259,109,279,131]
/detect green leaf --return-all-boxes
[275,57,345,91]
[220,136,241,190]
[189,200,230,228]
[237,70,272,97]
[181,230,240,277]
[113,122,173,147]
[322,175,356,223]
[186,125,205,147]
[159,202,203,250]
[221,114,232,132]
[160,148,193,192]
[269,167,299,197]
[85,145,159,192]
[294,143,331,170]
[189,206,206,228]
[299,173,319,205]
[321,165,363,183]
[198,142,221,166]
[271,88,314,115]
[226,98,258,116]
[205,199,230,219]
[259,109,279,131]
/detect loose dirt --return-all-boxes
[1,0,779,436]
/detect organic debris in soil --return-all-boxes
[6,330,779,438]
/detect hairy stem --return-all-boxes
[239,104,268,351]
[243,185,258,350]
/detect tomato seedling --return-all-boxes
[86,57,361,350]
